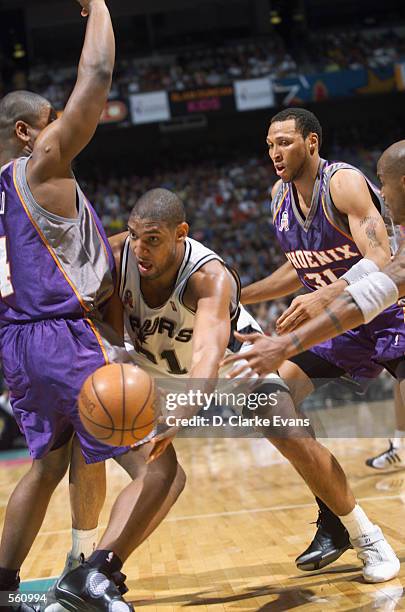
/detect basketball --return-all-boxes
[78,363,156,446]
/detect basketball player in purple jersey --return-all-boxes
[223,140,405,432]
[223,108,405,575]
[0,1,185,610]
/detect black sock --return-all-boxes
[87,550,123,578]
[0,567,20,591]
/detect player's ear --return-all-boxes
[309,133,318,155]
[14,120,30,144]
[176,222,189,241]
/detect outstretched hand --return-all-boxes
[276,286,339,334]
[221,331,289,377]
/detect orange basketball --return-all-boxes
[78,363,156,446]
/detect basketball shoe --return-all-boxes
[54,559,134,611]
[44,553,82,612]
[295,504,351,571]
[350,526,400,582]
[366,441,405,470]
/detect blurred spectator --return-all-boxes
[0,27,401,108]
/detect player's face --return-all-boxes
[267,119,314,182]
[128,218,186,280]
[378,165,405,225]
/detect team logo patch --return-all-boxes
[123,289,133,308]
[279,210,289,232]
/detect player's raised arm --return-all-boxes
[30,0,115,177]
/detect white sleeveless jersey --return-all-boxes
[119,236,262,379]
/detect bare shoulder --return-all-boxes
[184,259,233,310]
[108,231,129,268]
[330,168,367,195]
[271,179,283,199]
[330,168,371,213]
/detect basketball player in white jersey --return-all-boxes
[109,188,399,583]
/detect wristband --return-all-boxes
[345,272,399,323]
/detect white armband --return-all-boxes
[345,272,399,323]
[341,258,379,285]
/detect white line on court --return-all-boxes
[32,493,405,537]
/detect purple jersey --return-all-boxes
[272,159,382,291]
[0,157,130,462]
[271,158,405,382]
[0,157,115,325]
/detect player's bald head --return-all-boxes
[378,141,405,178]
[130,188,186,228]
[0,91,53,138]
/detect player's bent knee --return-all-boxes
[269,435,318,462]
[173,463,186,498]
[31,454,70,484]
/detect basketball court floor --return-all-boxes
[1,398,405,611]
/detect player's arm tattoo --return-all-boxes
[360,215,382,249]
[290,332,305,353]
[324,307,344,334]
[324,293,354,333]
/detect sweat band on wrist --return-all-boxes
[345,272,399,323]
[341,258,379,285]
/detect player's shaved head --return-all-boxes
[130,188,186,227]
[0,91,52,138]
[378,141,405,178]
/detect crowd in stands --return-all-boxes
[1,27,404,106]
[81,142,388,335]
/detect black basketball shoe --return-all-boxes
[54,561,134,612]
[296,503,352,571]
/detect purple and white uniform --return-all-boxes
[0,157,130,463]
[271,159,405,382]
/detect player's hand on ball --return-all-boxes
[221,331,288,376]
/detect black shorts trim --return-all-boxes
[287,350,346,388]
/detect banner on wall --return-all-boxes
[234,77,275,111]
[274,66,396,106]
[169,86,235,116]
[129,91,171,124]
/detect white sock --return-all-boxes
[391,431,405,448]
[339,504,375,540]
[71,527,98,560]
